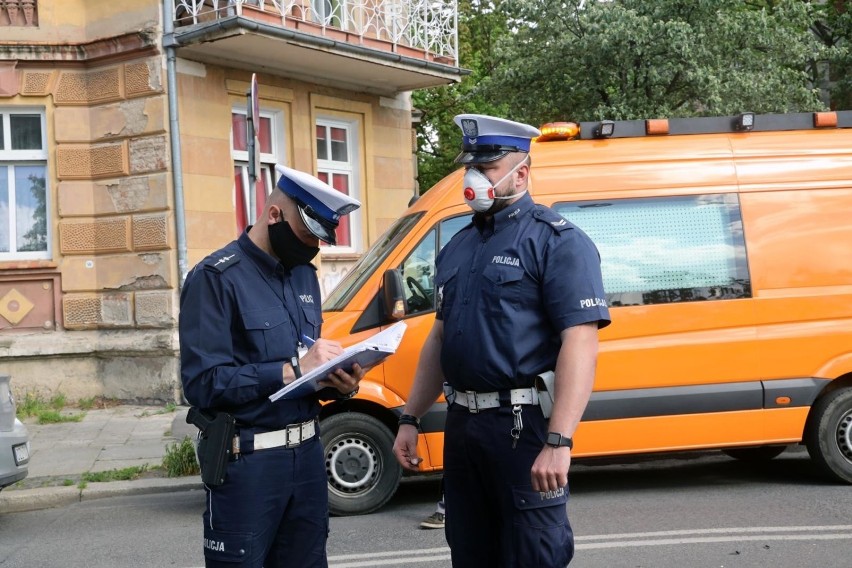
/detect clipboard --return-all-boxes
[270,321,407,402]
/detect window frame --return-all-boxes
[231,106,286,232]
[316,116,361,254]
[0,108,50,261]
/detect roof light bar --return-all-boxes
[593,120,615,139]
[735,112,755,131]
[537,122,580,142]
[645,119,669,135]
[813,112,837,128]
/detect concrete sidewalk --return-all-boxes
[0,405,203,514]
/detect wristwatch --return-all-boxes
[546,432,573,449]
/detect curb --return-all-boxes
[0,476,203,514]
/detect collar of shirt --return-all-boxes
[473,192,535,235]
[238,227,281,277]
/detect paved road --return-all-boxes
[2,447,850,568]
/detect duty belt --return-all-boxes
[445,384,540,413]
[232,418,317,455]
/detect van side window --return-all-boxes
[399,214,471,316]
[554,194,751,307]
[400,228,437,314]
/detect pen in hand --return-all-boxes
[301,334,316,348]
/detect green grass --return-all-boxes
[36,410,84,424]
[82,465,149,483]
[16,392,86,424]
[162,436,200,477]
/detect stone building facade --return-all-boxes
[0,0,460,402]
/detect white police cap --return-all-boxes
[275,164,361,245]
[454,114,542,164]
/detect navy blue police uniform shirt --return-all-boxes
[179,229,322,430]
[435,193,611,392]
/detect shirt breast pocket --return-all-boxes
[482,264,524,316]
[299,302,322,340]
[240,307,294,361]
[435,266,459,317]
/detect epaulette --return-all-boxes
[204,252,241,273]
[532,205,573,234]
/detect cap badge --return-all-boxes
[461,119,479,140]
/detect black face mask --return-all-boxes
[268,221,320,270]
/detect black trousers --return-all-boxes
[443,404,574,568]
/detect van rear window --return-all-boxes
[555,194,750,307]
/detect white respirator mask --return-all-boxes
[462,159,528,213]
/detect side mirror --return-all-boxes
[382,269,407,320]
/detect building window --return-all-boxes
[231,108,284,233]
[0,110,49,261]
[316,118,360,252]
[554,194,751,307]
[311,0,345,28]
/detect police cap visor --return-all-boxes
[296,202,338,245]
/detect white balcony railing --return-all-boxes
[172,0,458,61]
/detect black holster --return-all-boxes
[186,407,235,486]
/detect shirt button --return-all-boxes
[265,322,270,327]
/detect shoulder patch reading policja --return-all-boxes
[206,252,240,273]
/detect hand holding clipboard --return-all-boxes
[270,321,407,401]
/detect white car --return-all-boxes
[0,375,29,491]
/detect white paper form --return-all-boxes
[269,321,407,401]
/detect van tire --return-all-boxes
[805,387,852,483]
[321,412,402,516]
[722,445,787,462]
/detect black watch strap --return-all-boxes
[546,432,573,449]
[398,414,420,429]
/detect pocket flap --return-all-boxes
[512,485,569,510]
[483,264,523,285]
[240,307,287,330]
[203,527,253,562]
[437,265,459,287]
[300,302,322,326]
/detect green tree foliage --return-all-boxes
[812,0,852,109]
[412,0,511,191]
[413,0,846,190]
[482,0,830,124]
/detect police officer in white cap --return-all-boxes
[394,115,610,567]
[180,164,364,567]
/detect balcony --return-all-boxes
[167,0,464,94]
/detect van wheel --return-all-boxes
[722,445,787,461]
[805,387,852,483]
[321,412,402,516]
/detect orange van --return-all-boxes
[317,111,852,515]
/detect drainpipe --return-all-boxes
[163,0,189,288]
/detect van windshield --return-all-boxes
[323,212,424,311]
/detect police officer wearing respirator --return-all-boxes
[393,115,610,567]
[180,165,364,568]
